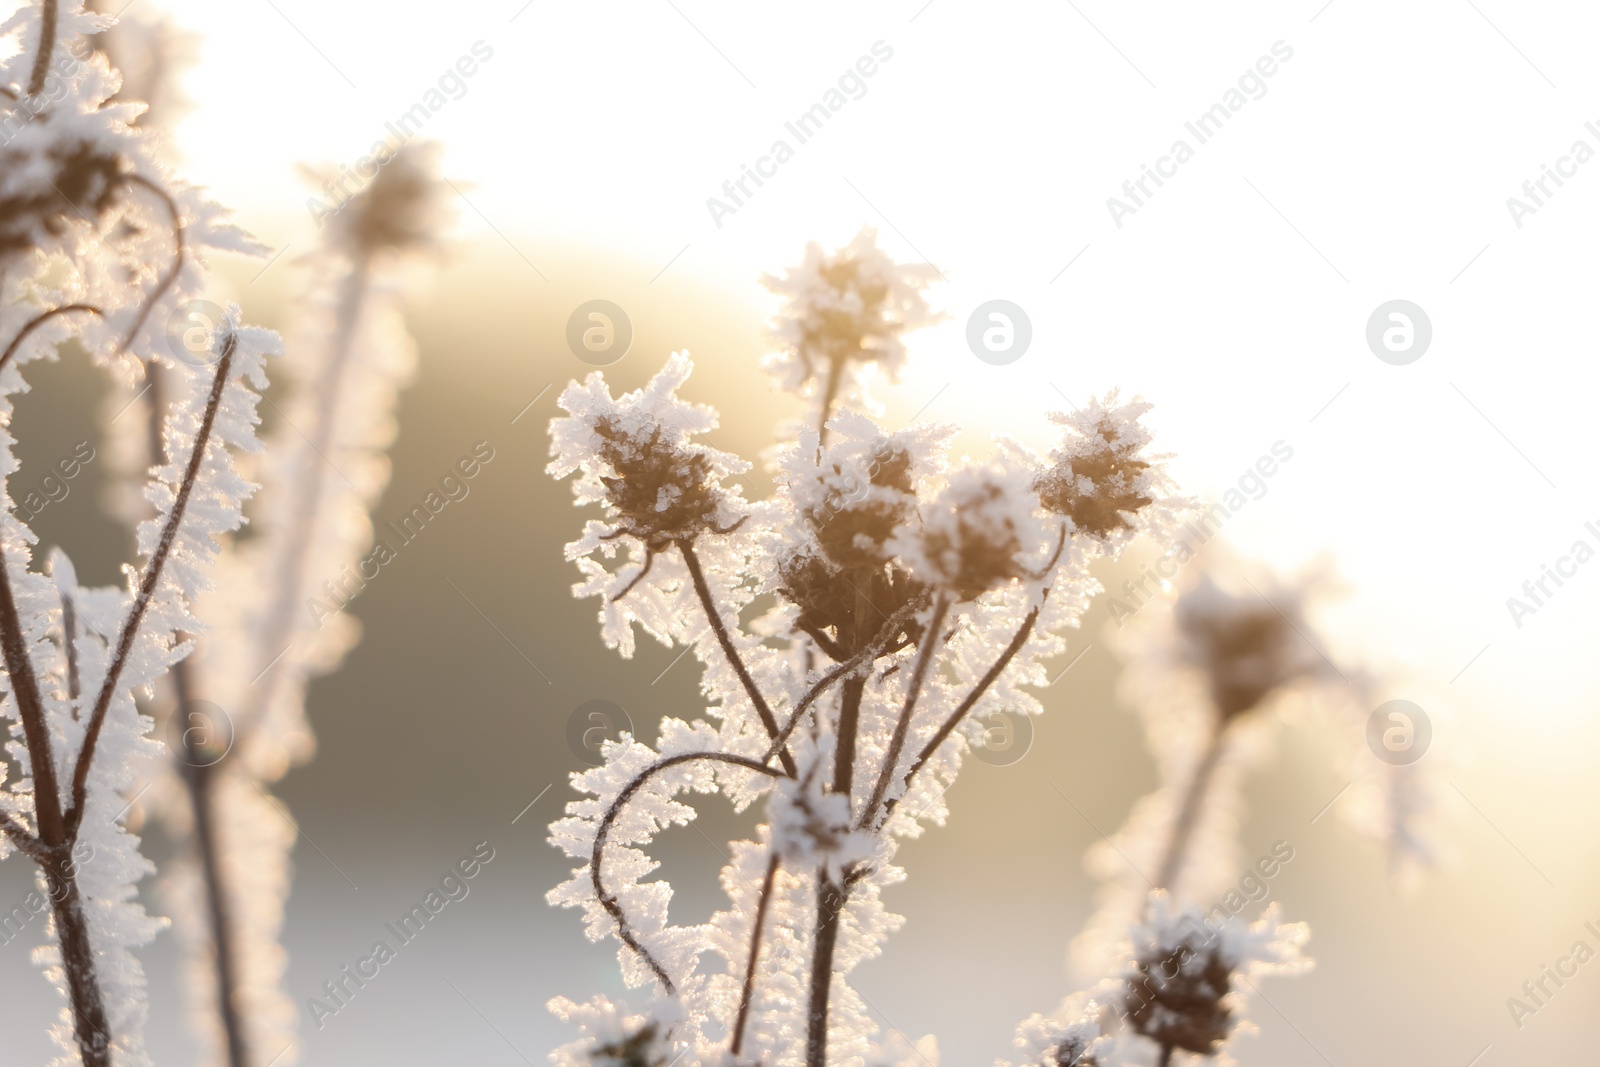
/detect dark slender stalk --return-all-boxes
[814,358,843,457]
[764,595,926,761]
[679,539,797,777]
[1154,720,1228,893]
[1157,1043,1174,1067]
[0,391,111,1067]
[172,658,252,1067]
[590,751,784,993]
[68,331,237,834]
[860,595,949,829]
[730,853,780,1058]
[805,874,847,1067]
[830,568,873,804]
[58,581,80,708]
[27,0,57,96]
[886,607,1039,818]
[0,546,66,846]
[43,848,112,1067]
[117,174,185,357]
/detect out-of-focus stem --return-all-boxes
[172,656,251,1067]
[28,0,57,95]
[1154,720,1228,894]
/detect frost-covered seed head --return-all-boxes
[1173,571,1328,721]
[548,355,749,550]
[1123,928,1233,1056]
[762,227,939,401]
[331,142,449,257]
[901,466,1047,602]
[807,440,915,569]
[0,123,125,258]
[1034,393,1163,543]
[1119,895,1311,1059]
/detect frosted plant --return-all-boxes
[762,226,941,438]
[545,230,1181,1066]
[0,5,280,1065]
[118,144,446,1067]
[1008,554,1450,1066]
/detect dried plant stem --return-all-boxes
[730,853,780,1058]
[590,751,784,993]
[171,657,252,1067]
[814,358,843,455]
[0,545,110,1067]
[68,331,236,833]
[117,174,185,357]
[27,0,56,95]
[0,303,103,374]
[1154,718,1229,893]
[805,874,848,1067]
[679,539,797,777]
[889,606,1040,817]
[0,335,238,1065]
[860,594,949,829]
[1157,1043,1175,1067]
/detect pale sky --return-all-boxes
[78,0,1600,740]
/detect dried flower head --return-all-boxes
[900,465,1051,602]
[1172,570,1331,721]
[330,142,450,257]
[1035,392,1168,545]
[549,353,750,553]
[0,115,127,258]
[762,227,939,408]
[1120,894,1309,1060]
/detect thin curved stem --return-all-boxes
[117,174,185,357]
[885,605,1039,820]
[0,304,104,376]
[729,852,780,1058]
[860,594,949,829]
[589,751,783,994]
[67,331,237,835]
[678,539,797,777]
[27,0,57,96]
